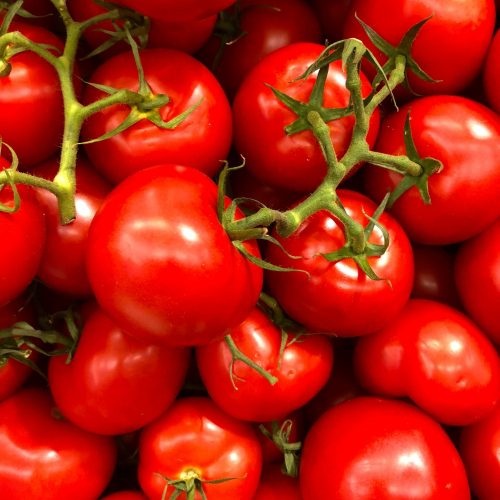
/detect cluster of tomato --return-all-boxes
[0,0,499,498]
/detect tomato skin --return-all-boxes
[0,387,116,499]
[232,42,380,193]
[48,307,190,435]
[354,299,500,426]
[343,0,496,96]
[138,397,263,499]
[265,190,414,337]
[483,29,500,113]
[300,397,470,499]
[459,405,500,500]
[454,219,500,346]
[82,48,232,184]
[253,464,302,500]
[86,165,263,347]
[196,307,333,422]
[31,158,111,297]
[363,95,500,245]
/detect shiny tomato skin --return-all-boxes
[454,219,500,346]
[232,42,380,193]
[343,0,496,96]
[196,307,333,422]
[0,387,116,499]
[354,299,500,426]
[138,397,263,499]
[31,158,111,298]
[300,397,470,500]
[48,307,190,435]
[459,405,500,500]
[253,464,302,500]
[265,189,414,337]
[82,48,232,184]
[86,164,263,347]
[363,95,500,245]
[483,29,500,113]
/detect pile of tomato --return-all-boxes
[0,0,499,499]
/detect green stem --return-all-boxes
[362,151,422,176]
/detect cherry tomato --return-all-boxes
[300,397,470,499]
[86,165,263,347]
[138,397,263,499]
[459,405,500,500]
[0,387,116,499]
[82,48,232,184]
[342,0,496,96]
[232,42,380,193]
[363,95,500,244]
[354,299,500,426]
[454,219,500,346]
[265,190,414,337]
[196,307,333,422]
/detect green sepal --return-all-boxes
[0,169,20,213]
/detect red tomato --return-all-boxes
[342,0,496,96]
[459,405,500,500]
[101,493,147,500]
[232,42,380,193]
[265,190,414,337]
[363,95,500,244]
[300,397,470,499]
[82,48,232,184]
[0,387,116,499]
[86,165,263,347]
[0,162,46,307]
[197,0,322,99]
[48,307,190,435]
[138,397,263,499]
[454,219,500,346]
[483,29,500,113]
[31,157,111,297]
[197,307,333,422]
[0,21,65,167]
[253,464,302,500]
[354,299,500,426]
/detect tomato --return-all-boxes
[0,161,46,307]
[354,299,500,426]
[411,244,461,308]
[0,21,66,168]
[265,189,414,337]
[197,307,333,422]
[101,493,147,500]
[197,0,322,99]
[454,219,500,346]
[483,29,500,113]
[0,387,116,499]
[48,306,190,435]
[459,405,500,500]
[30,157,111,297]
[82,48,232,184]
[363,95,500,245]
[86,165,263,347]
[253,464,302,500]
[309,0,352,43]
[342,0,496,96]
[300,397,470,499]
[138,397,263,499]
[232,42,380,193]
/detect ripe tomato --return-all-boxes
[483,29,500,113]
[363,95,500,244]
[31,157,111,297]
[86,165,263,347]
[354,299,500,426]
[300,397,470,499]
[342,0,496,96]
[0,21,66,168]
[455,219,500,346]
[48,307,191,435]
[82,48,232,184]
[0,387,116,499]
[232,42,380,193]
[138,397,263,499]
[196,307,334,422]
[265,190,414,337]
[459,405,500,500]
